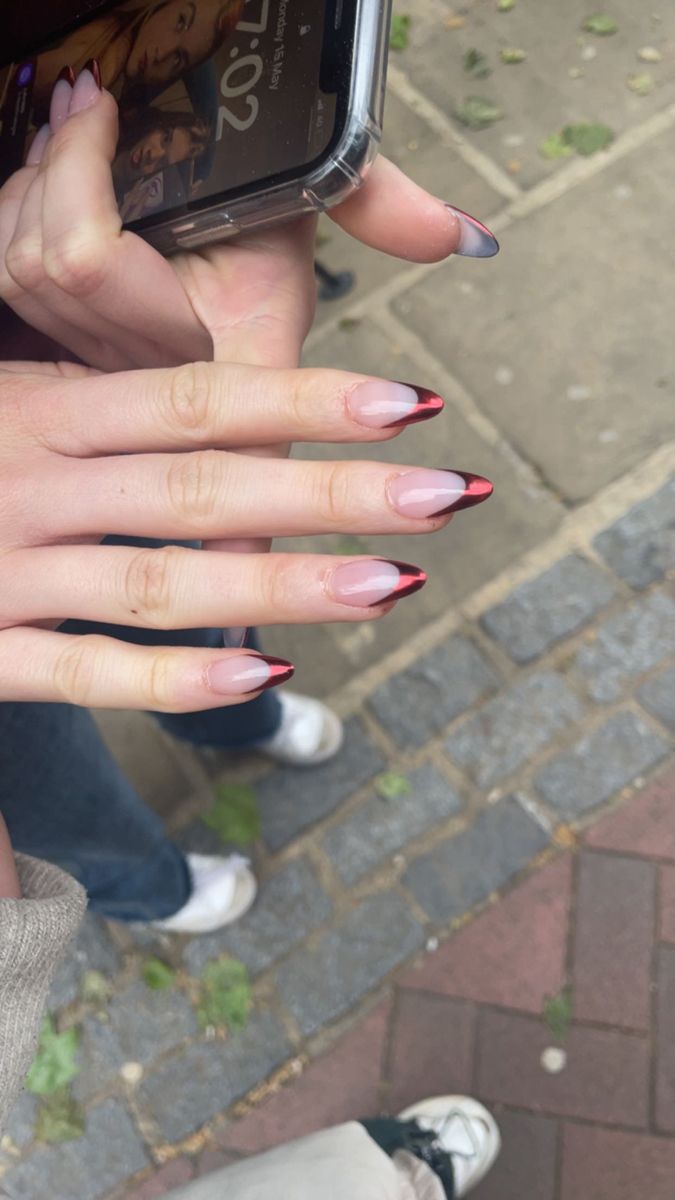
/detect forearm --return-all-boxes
[0,854,87,1133]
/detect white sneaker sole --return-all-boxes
[397,1095,501,1197]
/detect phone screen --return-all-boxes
[0,0,341,225]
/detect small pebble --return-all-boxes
[120,1062,143,1085]
[581,44,598,61]
[566,384,592,402]
[599,429,619,444]
[541,1047,567,1074]
[495,366,514,386]
[426,936,439,953]
[638,45,662,61]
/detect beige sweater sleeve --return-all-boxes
[0,855,87,1133]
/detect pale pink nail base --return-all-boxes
[388,469,494,519]
[328,559,427,607]
[207,654,294,696]
[348,382,443,430]
[69,69,102,115]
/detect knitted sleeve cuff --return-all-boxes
[0,855,87,1133]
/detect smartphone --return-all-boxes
[0,0,392,254]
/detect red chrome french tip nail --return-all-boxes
[434,472,494,516]
[57,66,76,86]
[84,59,102,89]
[385,386,444,429]
[374,560,428,604]
[251,655,295,692]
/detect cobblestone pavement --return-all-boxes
[3,1,675,1197]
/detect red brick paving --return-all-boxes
[655,947,675,1133]
[475,1009,650,1126]
[572,851,656,1029]
[385,992,476,1113]
[560,1124,675,1200]
[124,1159,195,1199]
[585,763,675,860]
[471,1110,558,1200]
[134,768,675,1198]
[398,855,571,1014]
[658,865,675,943]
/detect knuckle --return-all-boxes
[5,234,45,293]
[165,362,215,442]
[42,228,108,297]
[258,559,293,614]
[53,636,102,706]
[166,449,225,525]
[144,649,180,711]
[321,461,354,527]
[124,546,183,629]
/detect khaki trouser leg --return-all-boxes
[165,1122,446,1200]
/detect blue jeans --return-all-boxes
[0,618,281,922]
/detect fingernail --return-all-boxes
[446,206,499,258]
[50,76,73,131]
[207,654,295,696]
[388,469,494,518]
[84,59,102,89]
[57,66,76,86]
[348,382,444,429]
[69,67,101,116]
[26,124,51,166]
[328,559,427,608]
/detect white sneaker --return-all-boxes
[150,854,257,934]
[397,1095,501,1197]
[258,692,344,767]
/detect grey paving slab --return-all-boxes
[368,635,499,749]
[444,671,584,789]
[182,858,332,977]
[403,797,549,923]
[275,893,425,1037]
[639,667,675,732]
[534,711,671,818]
[271,318,563,698]
[594,477,675,588]
[47,916,121,1012]
[398,0,675,188]
[139,1012,291,1143]
[2,1092,38,1151]
[74,981,198,1101]
[321,764,464,885]
[257,719,386,852]
[573,591,675,702]
[481,555,618,663]
[393,130,675,502]
[2,1099,147,1200]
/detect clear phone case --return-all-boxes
[136,0,393,255]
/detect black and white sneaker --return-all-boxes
[398,1095,501,1197]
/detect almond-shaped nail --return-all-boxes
[69,67,101,116]
[84,59,102,89]
[446,206,499,258]
[328,559,427,608]
[348,382,443,429]
[50,76,73,131]
[26,124,51,166]
[57,66,76,86]
[207,654,294,696]
[388,469,494,518]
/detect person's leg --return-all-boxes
[157,1122,434,1200]
[0,701,190,922]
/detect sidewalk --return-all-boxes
[2,2,675,1197]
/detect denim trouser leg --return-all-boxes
[0,701,191,921]
[3,629,282,920]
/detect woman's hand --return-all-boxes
[0,68,497,373]
[0,357,492,710]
